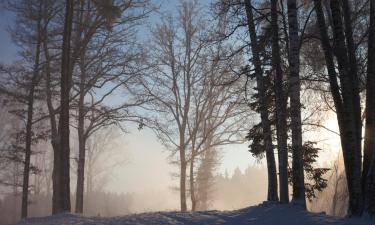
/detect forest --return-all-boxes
[0,0,375,224]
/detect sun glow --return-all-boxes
[313,112,342,165]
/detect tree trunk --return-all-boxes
[75,134,86,214]
[86,156,93,194]
[21,4,42,218]
[287,0,305,207]
[270,0,289,204]
[41,23,63,214]
[54,0,74,214]
[314,1,348,216]
[244,0,278,202]
[180,152,187,212]
[189,154,196,211]
[313,0,344,117]
[179,129,188,212]
[43,39,61,214]
[329,0,363,216]
[75,35,87,213]
[364,0,375,216]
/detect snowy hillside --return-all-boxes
[15,202,374,225]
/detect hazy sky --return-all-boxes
[105,123,256,194]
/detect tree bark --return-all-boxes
[364,0,375,217]
[75,80,86,213]
[40,12,64,212]
[75,15,87,211]
[329,0,363,216]
[75,134,86,214]
[54,0,74,214]
[313,0,344,117]
[287,0,305,207]
[270,0,289,204]
[21,2,42,218]
[244,0,279,202]
[314,2,350,215]
[43,37,61,214]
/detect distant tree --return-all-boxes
[0,0,49,218]
[186,44,247,211]
[195,146,218,211]
[83,127,128,196]
[141,1,205,211]
[142,1,247,211]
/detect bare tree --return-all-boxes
[140,1,205,211]
[187,45,247,210]
[142,0,249,211]
[84,127,128,196]
[70,0,150,213]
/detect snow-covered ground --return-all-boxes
[15,202,374,225]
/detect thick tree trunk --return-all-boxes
[364,0,375,217]
[54,0,74,214]
[270,0,289,204]
[287,0,305,207]
[244,0,278,202]
[21,7,42,218]
[329,0,363,216]
[314,2,351,215]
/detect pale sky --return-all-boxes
[106,123,256,194]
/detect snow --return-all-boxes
[15,202,374,225]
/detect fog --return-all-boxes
[0,121,271,224]
[0,100,350,225]
[96,124,268,212]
